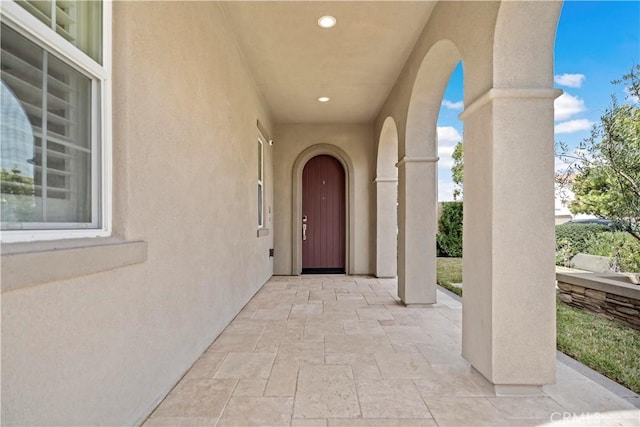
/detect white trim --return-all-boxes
[256,120,270,144]
[49,1,56,29]
[101,0,113,238]
[0,0,113,243]
[1,1,107,79]
[1,228,111,243]
[91,78,100,228]
[257,135,265,229]
[373,177,398,183]
[41,51,49,219]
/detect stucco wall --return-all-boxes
[272,124,374,276]
[372,0,561,386]
[1,3,274,425]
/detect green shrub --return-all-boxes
[556,238,575,267]
[584,232,640,273]
[437,201,463,257]
[555,223,610,265]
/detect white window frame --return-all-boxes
[0,0,112,243]
[257,135,264,229]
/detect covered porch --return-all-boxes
[3,1,633,425]
[143,275,638,426]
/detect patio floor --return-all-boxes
[143,275,640,426]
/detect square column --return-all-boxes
[397,157,438,305]
[375,178,398,278]
[459,88,561,391]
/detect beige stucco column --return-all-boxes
[397,157,438,305]
[460,88,561,392]
[375,178,398,278]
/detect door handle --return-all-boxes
[302,223,307,241]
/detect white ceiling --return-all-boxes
[221,2,437,124]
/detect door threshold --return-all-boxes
[302,268,346,275]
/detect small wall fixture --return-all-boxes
[269,139,274,146]
[318,16,336,28]
[318,96,330,103]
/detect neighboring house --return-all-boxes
[555,179,575,224]
[1,1,562,424]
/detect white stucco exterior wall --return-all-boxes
[1,3,275,425]
[272,124,374,276]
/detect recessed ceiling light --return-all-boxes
[318,16,336,29]
[318,96,330,102]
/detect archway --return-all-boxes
[291,144,355,275]
[399,39,462,305]
[375,117,399,278]
[396,0,562,389]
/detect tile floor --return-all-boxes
[143,275,640,426]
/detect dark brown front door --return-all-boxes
[302,155,345,274]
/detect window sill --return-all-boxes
[1,237,147,293]
[257,228,270,238]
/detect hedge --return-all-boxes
[437,201,463,257]
[555,222,610,265]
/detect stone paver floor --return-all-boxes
[144,275,640,426]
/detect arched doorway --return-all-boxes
[291,144,354,275]
[301,155,346,274]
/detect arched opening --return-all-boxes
[375,117,399,278]
[399,39,462,305]
[406,40,462,159]
[436,62,463,203]
[397,2,561,387]
[291,144,355,275]
[434,59,464,312]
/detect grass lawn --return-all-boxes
[435,257,640,393]
[435,257,463,296]
[557,300,640,393]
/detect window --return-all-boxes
[257,137,264,228]
[0,0,111,242]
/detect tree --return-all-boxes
[451,141,463,200]
[1,167,36,222]
[558,65,640,242]
[1,167,35,196]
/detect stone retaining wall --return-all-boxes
[557,272,640,330]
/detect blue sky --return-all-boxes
[436,1,640,201]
